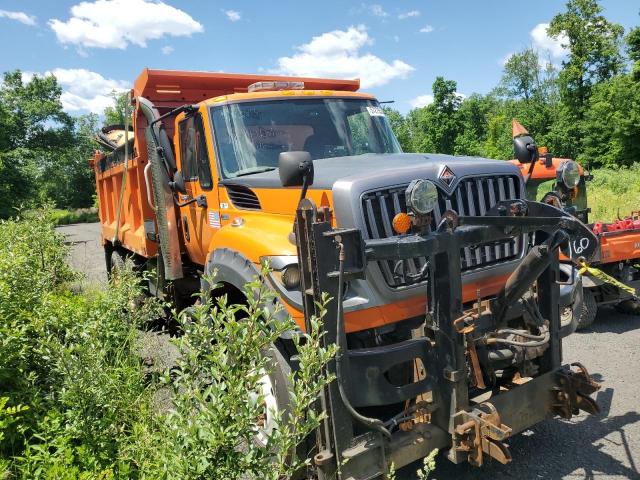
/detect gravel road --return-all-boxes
[58,223,640,479]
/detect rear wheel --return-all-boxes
[614,299,640,316]
[107,248,125,278]
[576,288,598,330]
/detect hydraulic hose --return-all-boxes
[495,328,548,340]
[486,330,550,348]
[335,241,392,439]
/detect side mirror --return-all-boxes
[171,170,187,194]
[513,135,539,164]
[278,151,314,187]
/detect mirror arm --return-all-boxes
[175,194,207,208]
[299,173,311,204]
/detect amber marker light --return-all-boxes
[392,212,412,235]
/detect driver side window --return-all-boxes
[179,113,213,189]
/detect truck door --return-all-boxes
[177,111,217,265]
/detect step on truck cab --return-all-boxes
[91,69,602,476]
[510,120,640,328]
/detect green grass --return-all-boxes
[588,164,640,223]
[48,208,99,226]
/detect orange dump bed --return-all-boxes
[134,68,360,108]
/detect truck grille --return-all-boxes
[361,175,523,288]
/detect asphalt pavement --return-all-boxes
[58,222,640,479]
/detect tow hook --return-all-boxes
[552,362,601,418]
[452,403,513,466]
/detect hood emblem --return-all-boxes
[438,165,456,188]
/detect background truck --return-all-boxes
[509,121,640,329]
[91,69,601,476]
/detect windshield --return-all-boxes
[210,98,402,178]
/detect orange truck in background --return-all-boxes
[510,120,640,329]
[90,69,602,476]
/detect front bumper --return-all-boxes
[381,363,601,470]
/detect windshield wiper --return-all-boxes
[233,167,277,178]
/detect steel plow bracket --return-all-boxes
[552,362,601,419]
[452,404,513,466]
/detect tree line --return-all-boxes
[0,0,637,220]
[385,0,640,170]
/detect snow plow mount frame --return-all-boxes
[294,198,600,479]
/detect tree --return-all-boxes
[382,107,411,151]
[0,71,76,217]
[498,48,542,100]
[406,77,463,154]
[103,91,131,126]
[548,0,624,117]
[627,24,640,80]
[580,73,640,167]
[40,114,99,208]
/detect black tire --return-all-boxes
[576,288,598,330]
[108,249,125,278]
[252,345,292,448]
[253,344,309,480]
[614,299,640,316]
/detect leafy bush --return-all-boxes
[131,271,336,479]
[0,211,337,479]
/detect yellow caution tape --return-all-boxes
[578,260,638,298]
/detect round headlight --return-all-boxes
[405,179,438,215]
[281,265,301,290]
[560,161,580,189]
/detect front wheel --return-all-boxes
[576,288,598,330]
[251,344,309,479]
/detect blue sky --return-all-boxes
[0,0,637,114]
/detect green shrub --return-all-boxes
[0,211,336,479]
[130,270,336,479]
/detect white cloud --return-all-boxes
[161,45,174,55]
[0,9,36,25]
[370,4,388,17]
[224,9,241,22]
[393,35,400,43]
[27,69,128,113]
[530,23,568,58]
[49,0,203,50]
[410,94,434,109]
[398,10,420,19]
[419,25,434,33]
[273,25,414,88]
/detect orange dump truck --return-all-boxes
[510,121,640,328]
[91,69,602,476]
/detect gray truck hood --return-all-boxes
[221,153,522,192]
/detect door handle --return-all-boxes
[175,194,208,208]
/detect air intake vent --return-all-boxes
[225,184,261,210]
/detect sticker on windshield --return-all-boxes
[367,106,385,117]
